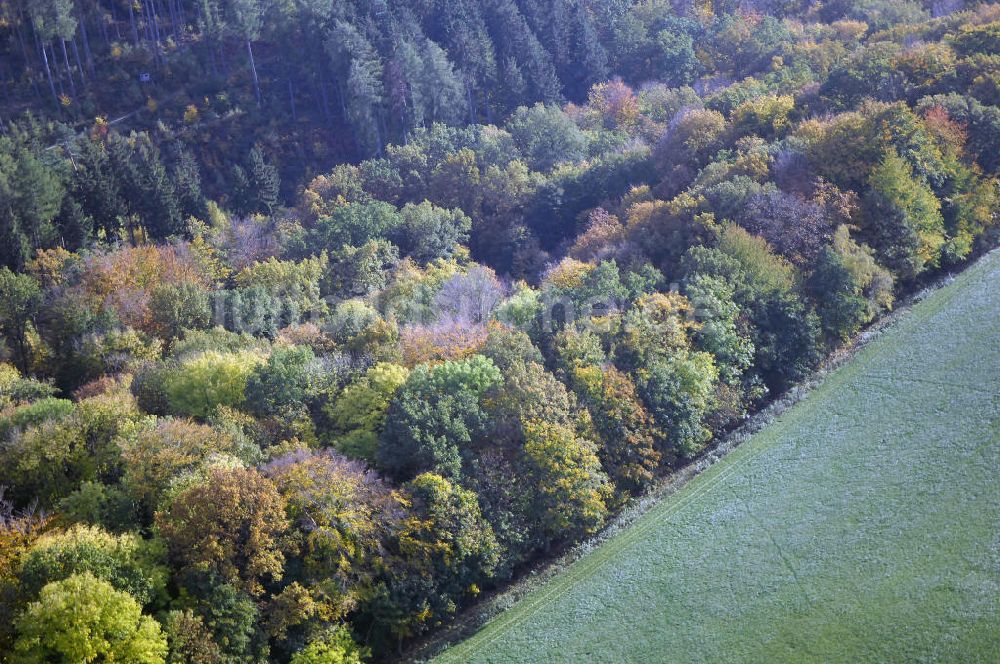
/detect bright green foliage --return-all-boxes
[379,356,503,480]
[149,282,212,341]
[18,525,166,607]
[156,466,288,597]
[0,389,142,507]
[235,255,329,320]
[291,625,366,664]
[0,396,73,440]
[640,351,719,460]
[617,292,699,371]
[684,226,823,391]
[683,274,754,385]
[521,420,611,541]
[164,351,263,418]
[13,572,167,664]
[0,268,42,374]
[865,150,946,278]
[0,363,55,410]
[327,363,410,462]
[311,202,402,251]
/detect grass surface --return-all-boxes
[435,250,1000,664]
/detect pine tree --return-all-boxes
[569,2,609,99]
[170,143,207,221]
[247,146,280,215]
[130,134,183,240]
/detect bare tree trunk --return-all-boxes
[61,40,77,97]
[247,40,262,107]
[71,38,86,84]
[77,3,97,77]
[128,2,140,45]
[54,46,66,98]
[40,41,60,106]
[13,18,43,100]
[140,0,162,64]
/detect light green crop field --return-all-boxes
[436,250,1000,664]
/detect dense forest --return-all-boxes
[1,0,999,661]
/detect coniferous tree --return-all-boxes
[247,145,280,215]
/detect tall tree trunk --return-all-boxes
[77,3,97,77]
[71,38,86,84]
[128,2,140,45]
[52,45,66,98]
[247,40,262,107]
[13,18,42,100]
[288,78,297,121]
[139,0,159,63]
[146,0,164,50]
[166,0,181,42]
[61,40,77,97]
[109,0,121,42]
[40,42,60,107]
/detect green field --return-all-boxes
[435,250,1000,664]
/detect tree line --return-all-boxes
[0,1,998,662]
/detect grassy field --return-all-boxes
[435,249,1000,664]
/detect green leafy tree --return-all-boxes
[507,103,587,172]
[119,418,244,517]
[0,267,42,374]
[327,362,410,462]
[864,150,946,279]
[379,472,499,637]
[571,365,660,495]
[378,356,502,480]
[164,351,263,418]
[0,389,142,508]
[149,282,212,341]
[640,351,719,460]
[324,241,399,299]
[244,345,315,419]
[808,226,895,341]
[392,202,472,264]
[13,572,167,664]
[18,525,166,607]
[522,419,611,541]
[683,274,754,385]
[290,625,366,664]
